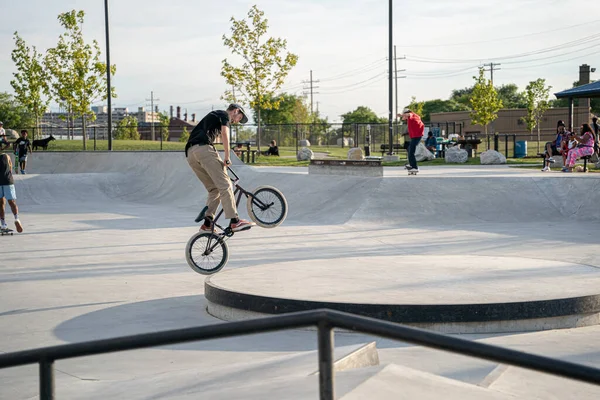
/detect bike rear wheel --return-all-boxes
[185,232,229,275]
[246,186,288,228]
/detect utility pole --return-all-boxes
[302,70,320,122]
[393,45,406,125]
[145,91,160,141]
[387,0,394,157]
[483,62,501,86]
[104,0,113,150]
[483,63,501,134]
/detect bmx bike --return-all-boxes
[185,166,288,275]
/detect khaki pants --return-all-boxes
[187,145,238,219]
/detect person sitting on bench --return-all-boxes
[264,140,279,156]
[424,132,437,153]
[562,123,596,172]
[542,120,568,171]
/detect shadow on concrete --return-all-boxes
[52,295,514,353]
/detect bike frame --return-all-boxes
[194,166,274,255]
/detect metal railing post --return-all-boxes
[317,321,335,400]
[39,359,54,400]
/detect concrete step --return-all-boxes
[483,365,600,399]
[50,342,379,399]
[340,364,519,400]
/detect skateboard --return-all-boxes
[1,228,14,236]
[408,170,419,176]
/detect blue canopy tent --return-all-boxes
[554,80,600,129]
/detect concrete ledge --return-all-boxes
[308,159,383,177]
[205,255,600,334]
[309,342,380,375]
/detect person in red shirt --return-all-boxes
[399,108,425,171]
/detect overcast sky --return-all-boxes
[0,0,599,122]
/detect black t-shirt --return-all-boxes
[185,111,229,156]
[15,138,30,156]
[0,154,14,185]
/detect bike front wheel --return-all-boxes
[246,186,288,228]
[185,232,229,275]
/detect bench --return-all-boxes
[539,152,594,171]
[237,149,258,163]
[380,144,405,156]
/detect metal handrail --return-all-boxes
[1,309,599,400]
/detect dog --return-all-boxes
[32,135,56,151]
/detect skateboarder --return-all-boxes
[14,130,32,174]
[185,104,256,232]
[399,108,424,173]
[0,153,23,233]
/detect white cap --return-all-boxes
[402,108,411,114]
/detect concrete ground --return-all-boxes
[1,152,600,399]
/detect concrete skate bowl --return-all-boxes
[19,152,600,333]
[19,151,600,224]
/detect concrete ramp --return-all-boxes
[18,152,600,225]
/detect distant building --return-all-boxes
[40,104,205,141]
[429,64,596,139]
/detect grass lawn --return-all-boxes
[46,139,186,151]
[42,140,553,168]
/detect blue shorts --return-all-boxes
[18,155,27,162]
[0,185,16,200]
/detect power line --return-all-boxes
[319,73,387,95]
[395,19,600,48]
[483,63,501,85]
[402,33,600,64]
[302,70,320,122]
[278,59,387,92]
[502,48,600,70]
[319,72,386,92]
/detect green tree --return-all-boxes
[341,106,386,124]
[407,96,424,117]
[496,84,528,109]
[0,92,33,129]
[450,87,474,108]
[255,93,310,124]
[220,5,298,151]
[521,78,552,153]
[450,83,527,110]
[10,32,50,140]
[159,111,170,141]
[470,67,503,148]
[179,126,190,143]
[114,116,139,140]
[45,10,116,150]
[420,99,470,122]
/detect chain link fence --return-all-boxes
[4,123,561,158]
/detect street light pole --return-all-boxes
[388,0,394,156]
[104,0,113,151]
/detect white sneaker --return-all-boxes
[548,157,556,163]
[0,222,7,230]
[541,166,550,172]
